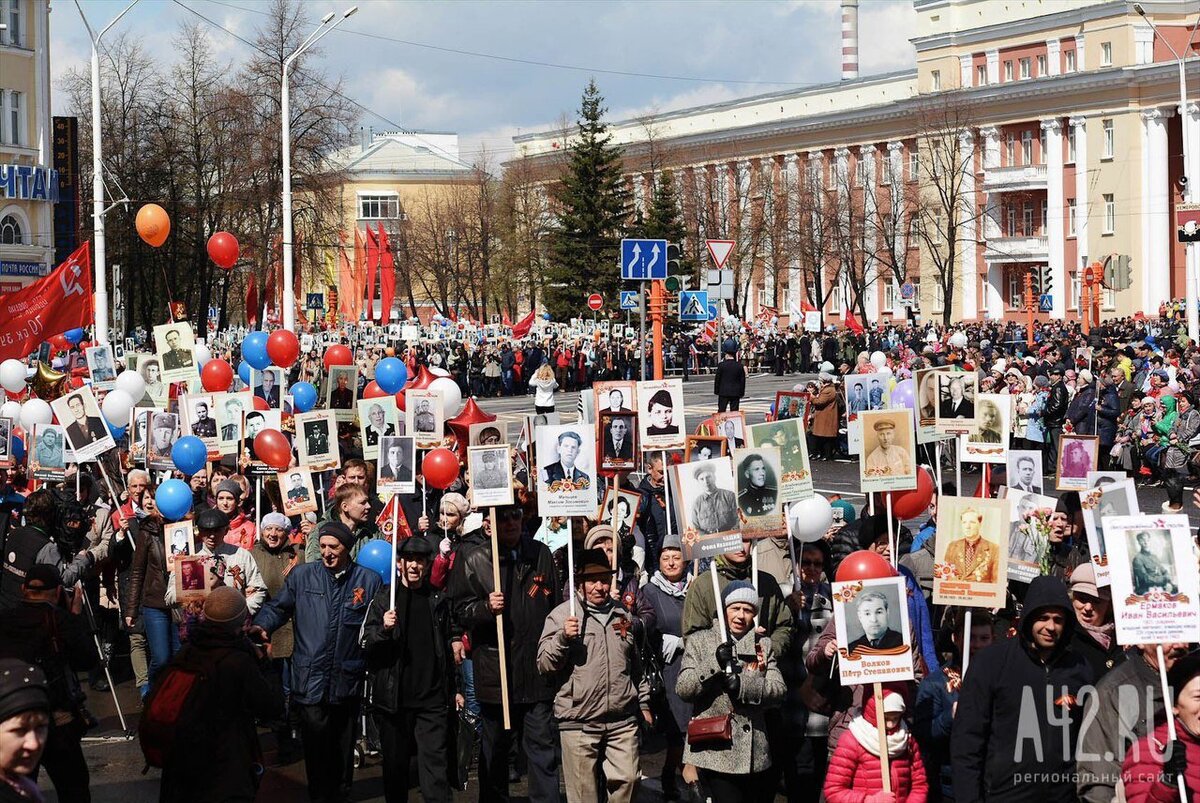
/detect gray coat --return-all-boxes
[675,623,785,775]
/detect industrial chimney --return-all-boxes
[841,0,859,80]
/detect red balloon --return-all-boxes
[835,550,897,583]
[394,390,406,412]
[252,395,270,411]
[253,429,292,471]
[48,335,69,352]
[267,330,300,368]
[362,380,387,399]
[407,365,436,390]
[446,397,497,452]
[421,448,460,490]
[883,467,935,520]
[206,231,239,269]
[323,345,353,370]
[200,358,234,393]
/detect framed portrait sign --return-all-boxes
[146,411,180,471]
[136,354,168,408]
[597,487,642,540]
[1006,450,1044,495]
[378,435,416,494]
[710,412,747,455]
[0,417,10,468]
[29,423,67,481]
[845,373,891,455]
[932,495,1009,609]
[960,393,1009,464]
[325,365,358,422]
[1056,434,1099,491]
[358,397,400,461]
[279,469,319,516]
[406,389,444,450]
[244,409,285,477]
[1005,489,1056,584]
[915,368,949,445]
[129,409,151,467]
[599,412,638,472]
[152,322,198,384]
[164,521,194,559]
[468,445,514,508]
[85,345,117,389]
[215,391,252,457]
[536,424,597,517]
[636,379,685,450]
[732,446,786,539]
[1080,475,1139,588]
[181,393,220,460]
[934,372,978,436]
[295,411,339,472]
[173,555,213,603]
[594,381,636,416]
[51,387,116,462]
[1105,514,1200,646]
[773,391,807,423]
[671,457,742,561]
[747,418,812,502]
[858,409,917,493]
[685,436,726,463]
[831,576,914,686]
[468,421,504,446]
[252,367,285,409]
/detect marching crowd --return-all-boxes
[1,310,1200,803]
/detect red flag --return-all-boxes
[446,307,457,323]
[245,273,259,327]
[351,228,367,321]
[510,309,537,339]
[801,298,817,313]
[377,224,395,325]
[365,226,379,319]
[844,309,864,335]
[0,243,93,361]
[337,231,354,321]
[375,493,413,543]
[501,311,512,327]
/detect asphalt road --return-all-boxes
[51,370,1193,802]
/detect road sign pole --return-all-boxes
[639,289,647,381]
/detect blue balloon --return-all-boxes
[155,479,193,521]
[11,433,25,460]
[106,420,126,440]
[291,381,318,413]
[237,360,252,387]
[171,435,208,476]
[542,312,551,320]
[242,331,271,370]
[355,538,393,585]
[64,328,86,345]
[374,358,407,394]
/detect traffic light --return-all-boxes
[664,275,681,293]
[1118,255,1132,290]
[1102,255,1115,288]
[1040,266,1053,297]
[667,243,682,274]
[1029,268,1042,296]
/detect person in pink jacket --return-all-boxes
[824,686,928,803]
[1121,651,1199,803]
[215,478,257,550]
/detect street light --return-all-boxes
[1135,2,1199,343]
[74,0,140,345]
[281,6,357,331]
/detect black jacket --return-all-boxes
[951,576,1094,803]
[1043,381,1069,425]
[362,582,457,714]
[713,358,746,399]
[0,600,96,714]
[0,524,50,610]
[1069,626,1125,681]
[125,516,170,613]
[449,536,558,706]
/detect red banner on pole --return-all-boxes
[0,242,93,361]
[378,224,395,325]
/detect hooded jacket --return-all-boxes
[950,576,1094,803]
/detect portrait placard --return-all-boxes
[145,411,180,471]
[960,393,1009,464]
[406,389,444,450]
[1080,476,1139,588]
[747,418,813,502]
[295,411,339,472]
[84,345,117,389]
[536,424,597,517]
[636,379,684,450]
[685,436,726,463]
[0,418,10,468]
[468,421,503,446]
[325,366,358,422]
[1006,450,1044,495]
[831,576,914,686]
[279,469,318,516]
[252,367,285,409]
[29,423,66,480]
[51,386,116,462]
[136,354,168,407]
[934,372,977,435]
[1105,514,1200,645]
[215,391,251,457]
[152,322,198,383]
[932,495,1009,608]
[858,409,917,493]
[773,392,807,422]
[378,435,416,494]
[710,412,746,454]
[173,554,213,602]
[599,412,638,472]
[181,393,220,460]
[845,373,891,454]
[243,409,284,477]
[358,397,400,460]
[1056,434,1099,491]
[597,487,642,541]
[732,446,786,539]
[468,445,514,508]
[164,521,193,559]
[1005,489,1056,584]
[915,367,950,444]
[671,457,743,560]
[594,381,636,415]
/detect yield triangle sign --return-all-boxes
[706,239,735,269]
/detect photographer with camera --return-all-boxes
[0,564,97,802]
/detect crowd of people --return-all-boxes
[0,309,1199,803]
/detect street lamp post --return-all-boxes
[74,0,139,345]
[1136,3,1199,343]
[281,6,357,331]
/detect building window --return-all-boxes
[1102,119,1114,159]
[883,282,897,312]
[1101,41,1112,66]
[1,0,20,46]
[977,65,987,86]
[1019,58,1032,79]
[931,70,941,91]
[830,282,844,314]
[1102,285,1115,310]
[358,195,400,220]
[1005,132,1015,166]
[1008,272,1023,308]
[1065,49,1076,73]
[1007,207,1018,236]
[1021,130,1033,165]
[1004,60,1014,81]
[1068,199,1077,236]
[0,214,21,245]
[1036,55,1047,76]
[855,157,867,187]
[1041,200,1048,233]
[1023,203,1034,236]
[909,150,919,181]
[1070,271,1081,310]
[1066,125,1076,163]
[4,90,21,147]
[1103,194,1115,234]
[932,281,945,313]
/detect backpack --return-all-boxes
[138,648,232,770]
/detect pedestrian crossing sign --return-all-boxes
[679,290,709,322]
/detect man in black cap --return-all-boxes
[0,565,96,801]
[252,520,384,803]
[1044,363,1069,468]
[713,343,746,412]
[164,507,265,614]
[363,536,456,803]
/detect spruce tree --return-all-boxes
[546,80,630,319]
[639,170,692,277]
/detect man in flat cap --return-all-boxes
[865,418,911,476]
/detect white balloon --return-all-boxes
[949,331,968,349]
[428,367,451,378]
[429,376,462,418]
[870,350,886,369]
[101,389,134,426]
[20,398,53,429]
[1,400,21,421]
[194,342,212,368]
[114,369,146,400]
[787,494,833,543]
[0,359,26,393]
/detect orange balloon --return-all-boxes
[136,204,171,247]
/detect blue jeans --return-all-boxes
[142,606,180,692]
[460,657,480,731]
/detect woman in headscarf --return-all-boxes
[643,534,692,799]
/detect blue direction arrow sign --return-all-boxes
[1039,294,1053,312]
[707,301,721,321]
[621,238,668,281]
[679,290,709,321]
[619,290,640,310]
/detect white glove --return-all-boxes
[439,537,452,556]
[660,633,683,663]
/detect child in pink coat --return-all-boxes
[824,688,928,803]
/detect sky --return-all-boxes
[49,0,920,167]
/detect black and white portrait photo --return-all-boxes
[672,456,743,560]
[153,322,198,383]
[377,436,415,491]
[146,412,180,471]
[325,366,357,422]
[685,436,725,463]
[296,411,339,472]
[594,381,636,414]
[137,355,167,407]
[636,379,685,450]
[253,367,284,409]
[1104,514,1200,645]
[599,412,637,472]
[1056,435,1099,491]
[406,389,444,450]
[536,424,597,517]
[357,397,399,460]
[733,447,785,539]
[29,423,66,480]
[469,422,503,446]
[279,469,318,516]
[468,445,513,508]
[51,387,115,462]
[165,522,193,558]
[1007,451,1043,494]
[85,345,117,388]
[935,372,977,435]
[216,392,251,456]
[830,575,914,685]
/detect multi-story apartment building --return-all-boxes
[511,0,1199,326]
[0,0,55,294]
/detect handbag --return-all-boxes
[686,713,732,746]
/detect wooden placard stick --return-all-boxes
[1156,644,1189,801]
[388,495,399,610]
[609,473,621,572]
[873,682,893,793]
[489,506,512,730]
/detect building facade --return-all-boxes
[512,0,1199,326]
[0,0,55,293]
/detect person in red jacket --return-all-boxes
[1121,650,1199,803]
[825,686,928,803]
